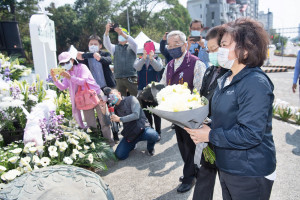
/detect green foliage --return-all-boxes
[277,107,293,121]
[55,91,73,121]
[202,145,215,164]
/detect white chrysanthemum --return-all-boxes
[59,110,65,115]
[90,142,96,149]
[36,146,45,151]
[63,132,72,137]
[20,158,29,167]
[25,142,36,148]
[85,135,91,143]
[76,145,83,150]
[73,149,79,155]
[12,64,25,70]
[1,169,21,181]
[63,157,73,165]
[70,153,77,160]
[9,148,22,155]
[78,152,85,159]
[45,134,56,141]
[55,140,60,146]
[23,165,32,173]
[88,154,93,164]
[0,166,6,173]
[49,151,58,158]
[71,135,80,140]
[28,94,38,102]
[8,156,19,164]
[155,83,203,112]
[84,145,90,150]
[59,141,68,152]
[40,157,51,167]
[48,146,57,153]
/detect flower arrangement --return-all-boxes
[0,53,31,81]
[0,110,115,184]
[155,83,205,112]
[273,99,300,124]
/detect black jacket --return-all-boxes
[81,51,116,88]
[200,66,229,117]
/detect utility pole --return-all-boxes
[127,7,130,35]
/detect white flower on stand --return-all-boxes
[48,146,57,153]
[40,157,51,167]
[49,151,58,158]
[58,142,68,152]
[9,148,22,155]
[32,155,41,165]
[88,154,93,164]
[63,157,73,165]
[29,146,37,154]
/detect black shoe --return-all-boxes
[179,176,184,182]
[147,149,155,156]
[177,183,194,193]
[171,123,176,129]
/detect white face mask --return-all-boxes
[217,47,237,70]
[64,62,73,71]
[89,45,99,53]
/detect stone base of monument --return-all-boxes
[0,165,114,200]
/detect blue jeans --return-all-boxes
[115,127,159,160]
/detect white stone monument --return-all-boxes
[29,5,57,81]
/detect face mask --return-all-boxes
[63,62,73,71]
[108,94,119,105]
[217,47,237,69]
[209,52,219,66]
[168,46,183,59]
[89,45,99,53]
[191,30,201,37]
[118,35,127,42]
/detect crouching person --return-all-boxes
[103,87,159,160]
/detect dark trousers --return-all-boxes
[175,125,196,184]
[192,166,217,200]
[141,100,161,134]
[219,171,274,200]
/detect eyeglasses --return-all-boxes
[60,60,70,66]
[166,43,184,49]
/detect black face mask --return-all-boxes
[167,46,183,59]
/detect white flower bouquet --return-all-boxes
[148,82,215,164]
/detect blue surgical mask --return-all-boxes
[209,52,219,66]
[89,45,99,53]
[108,94,119,105]
[167,47,183,59]
[118,35,127,42]
[191,30,201,37]
[63,62,73,71]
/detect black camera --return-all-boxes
[109,23,119,32]
[82,53,94,59]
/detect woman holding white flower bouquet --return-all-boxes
[51,52,114,147]
[185,18,276,200]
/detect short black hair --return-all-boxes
[190,19,203,28]
[89,34,102,45]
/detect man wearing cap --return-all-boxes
[103,24,138,97]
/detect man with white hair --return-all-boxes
[159,30,206,193]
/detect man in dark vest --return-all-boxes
[159,30,206,193]
[103,23,138,97]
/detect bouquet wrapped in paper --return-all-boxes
[147,82,215,164]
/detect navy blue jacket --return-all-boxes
[137,58,162,90]
[209,66,276,177]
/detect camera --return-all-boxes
[190,36,201,42]
[82,53,94,59]
[109,23,119,32]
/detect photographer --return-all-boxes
[103,87,159,160]
[103,23,138,97]
[187,19,209,68]
[77,34,116,89]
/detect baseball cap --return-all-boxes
[58,52,72,64]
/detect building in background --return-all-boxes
[187,0,259,33]
[258,10,273,32]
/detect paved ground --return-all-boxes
[98,53,300,200]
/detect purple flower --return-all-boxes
[4,67,10,76]
[46,75,53,83]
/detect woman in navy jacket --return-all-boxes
[185,18,276,200]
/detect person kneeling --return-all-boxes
[103,87,159,160]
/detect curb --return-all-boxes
[273,114,299,125]
[263,65,294,69]
[263,68,288,73]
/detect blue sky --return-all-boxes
[41,0,299,37]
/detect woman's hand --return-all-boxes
[50,69,57,82]
[184,124,211,144]
[60,71,71,79]
[292,83,297,93]
[110,114,120,122]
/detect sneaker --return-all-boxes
[147,149,155,156]
[157,135,161,142]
